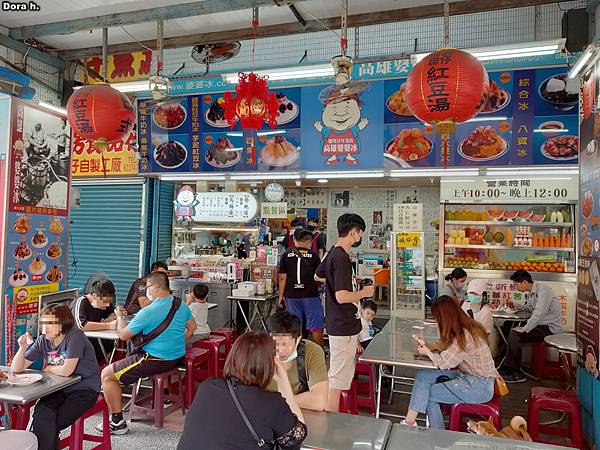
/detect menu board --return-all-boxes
[191,192,258,223]
[393,203,423,232]
[578,59,600,379]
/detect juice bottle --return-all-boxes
[561,233,567,248]
[543,234,550,247]
[505,228,513,247]
[566,233,572,248]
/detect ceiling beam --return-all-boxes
[58,0,565,60]
[0,33,66,69]
[10,0,291,40]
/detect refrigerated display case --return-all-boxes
[391,232,426,319]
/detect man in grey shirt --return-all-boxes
[502,269,563,383]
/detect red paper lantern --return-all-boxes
[67,85,136,151]
[222,72,279,129]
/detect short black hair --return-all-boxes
[445,268,468,282]
[337,213,366,237]
[268,311,302,339]
[147,271,170,291]
[192,283,209,300]
[308,217,318,224]
[362,299,378,313]
[294,228,314,242]
[510,269,533,284]
[151,261,169,272]
[290,218,303,228]
[90,279,115,297]
[40,303,75,335]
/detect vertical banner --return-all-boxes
[510,70,535,165]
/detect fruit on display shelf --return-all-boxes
[445,207,572,223]
[505,260,565,273]
[447,228,485,245]
[518,211,533,220]
[445,256,483,269]
[445,210,488,221]
[503,211,519,220]
[487,209,505,220]
[446,257,567,273]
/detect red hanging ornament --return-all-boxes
[405,48,489,166]
[222,72,279,129]
[67,84,136,151]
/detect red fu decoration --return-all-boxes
[222,72,279,130]
[405,48,489,166]
[67,85,136,151]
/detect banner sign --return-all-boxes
[82,50,152,84]
[72,131,138,177]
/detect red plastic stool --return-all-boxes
[60,396,111,450]
[0,402,34,430]
[339,379,359,415]
[448,396,502,432]
[183,347,211,407]
[528,387,582,448]
[193,335,228,377]
[531,341,567,380]
[129,367,185,429]
[211,327,237,350]
[354,357,376,416]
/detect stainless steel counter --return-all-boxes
[0,366,80,405]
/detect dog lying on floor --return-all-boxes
[467,416,532,441]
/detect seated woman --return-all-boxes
[11,304,100,450]
[403,295,498,429]
[462,279,498,356]
[178,331,307,450]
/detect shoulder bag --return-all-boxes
[494,375,510,397]
[127,296,182,356]
[227,379,274,449]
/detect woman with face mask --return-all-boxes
[462,279,498,356]
[439,268,468,304]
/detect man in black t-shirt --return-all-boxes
[316,213,374,412]
[71,279,117,363]
[307,218,326,258]
[279,229,324,346]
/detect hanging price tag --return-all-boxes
[396,232,421,248]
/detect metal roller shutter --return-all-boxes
[156,181,174,263]
[68,180,145,303]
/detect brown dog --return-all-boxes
[467,416,532,441]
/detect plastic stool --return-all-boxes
[60,396,111,450]
[129,367,185,429]
[193,335,228,377]
[528,387,582,448]
[211,327,237,350]
[448,396,502,432]
[339,379,359,415]
[183,347,211,407]
[531,341,567,380]
[354,357,376,416]
[0,402,34,430]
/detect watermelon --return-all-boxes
[518,210,533,219]
[487,210,504,220]
[503,211,518,220]
[530,214,545,222]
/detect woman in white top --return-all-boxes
[462,279,498,356]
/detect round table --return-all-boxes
[544,332,577,390]
[492,310,531,369]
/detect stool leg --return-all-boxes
[70,419,84,450]
[102,401,112,448]
[185,362,194,408]
[154,376,164,428]
[129,378,142,423]
[178,374,186,415]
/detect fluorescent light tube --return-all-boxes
[190,226,259,233]
[390,169,479,177]
[306,171,384,179]
[486,169,578,176]
[39,102,66,115]
[160,174,226,181]
[568,44,596,79]
[467,116,507,122]
[222,64,334,84]
[230,172,301,181]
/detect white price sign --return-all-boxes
[261,202,288,219]
[393,203,423,232]
[441,176,578,202]
[193,192,258,223]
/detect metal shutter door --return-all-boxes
[156,181,174,263]
[67,182,145,303]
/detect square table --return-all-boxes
[227,293,277,331]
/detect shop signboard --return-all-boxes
[261,202,288,219]
[191,192,258,223]
[578,59,600,379]
[72,131,138,177]
[81,50,152,84]
[393,203,423,232]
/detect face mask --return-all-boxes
[352,233,363,248]
[146,290,155,302]
[307,225,316,231]
[467,293,482,304]
[455,282,465,291]
[282,349,298,363]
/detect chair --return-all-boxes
[59,396,111,450]
[193,335,228,377]
[339,379,359,415]
[129,367,185,429]
[528,387,582,448]
[530,341,569,380]
[0,402,34,430]
[211,327,237,350]
[354,355,376,416]
[448,396,502,432]
[182,347,211,407]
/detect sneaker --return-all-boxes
[96,418,129,435]
[400,420,418,429]
[504,372,527,384]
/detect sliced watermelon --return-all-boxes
[518,210,533,219]
[530,214,545,222]
[487,209,505,220]
[503,211,519,220]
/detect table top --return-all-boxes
[359,330,434,369]
[492,309,531,321]
[0,367,81,405]
[207,302,218,310]
[545,333,577,353]
[227,293,278,302]
[383,317,439,338]
[386,424,572,449]
[301,410,392,450]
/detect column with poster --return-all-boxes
[1,99,71,364]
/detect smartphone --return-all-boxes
[412,334,425,346]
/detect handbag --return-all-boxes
[127,297,182,356]
[494,375,510,397]
[227,379,274,449]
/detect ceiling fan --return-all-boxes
[191,42,242,76]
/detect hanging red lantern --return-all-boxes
[405,49,489,165]
[222,72,279,130]
[67,85,136,151]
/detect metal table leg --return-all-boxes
[375,364,383,419]
[2,401,12,429]
[237,300,252,331]
[97,338,108,361]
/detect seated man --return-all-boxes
[267,311,328,411]
[123,261,169,315]
[99,271,196,435]
[502,269,563,383]
[71,279,117,363]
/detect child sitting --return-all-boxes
[359,300,378,350]
[187,283,211,345]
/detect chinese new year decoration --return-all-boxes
[405,48,489,165]
[222,72,279,129]
[67,84,136,151]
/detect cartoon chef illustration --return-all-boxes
[174,185,199,222]
[313,85,370,166]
